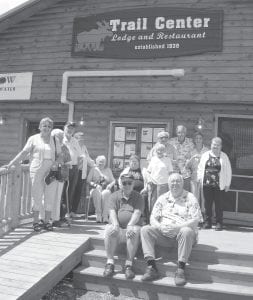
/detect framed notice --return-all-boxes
[126,128,137,140]
[115,127,125,141]
[125,143,136,156]
[114,142,124,156]
[141,143,152,158]
[141,128,153,142]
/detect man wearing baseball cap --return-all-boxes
[103,172,144,280]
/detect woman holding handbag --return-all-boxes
[51,129,71,226]
[6,117,61,232]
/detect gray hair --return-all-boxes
[96,155,106,164]
[168,172,184,184]
[212,137,222,145]
[39,117,53,129]
[129,154,140,162]
[176,125,187,133]
[155,143,166,152]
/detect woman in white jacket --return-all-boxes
[197,137,232,231]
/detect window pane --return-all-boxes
[223,191,236,212]
[141,128,153,142]
[153,127,166,143]
[218,117,253,176]
[231,177,253,192]
[141,143,152,158]
[126,128,136,141]
[114,127,125,141]
[238,193,253,214]
[113,142,124,157]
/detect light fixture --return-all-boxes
[195,118,205,132]
[0,115,6,125]
[78,114,86,126]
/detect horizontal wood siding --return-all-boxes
[73,101,253,161]
[0,0,252,162]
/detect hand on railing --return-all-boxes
[0,164,15,172]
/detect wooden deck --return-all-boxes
[0,219,104,300]
[0,220,252,300]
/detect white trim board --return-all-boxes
[60,69,185,121]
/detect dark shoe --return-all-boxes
[174,268,186,286]
[33,222,42,232]
[203,222,212,229]
[124,265,135,279]
[52,220,62,227]
[103,263,114,277]
[44,221,53,231]
[215,223,223,231]
[141,266,159,281]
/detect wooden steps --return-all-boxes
[73,229,253,300]
[74,266,253,300]
[80,248,253,286]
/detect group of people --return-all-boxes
[5,117,97,231]
[4,117,232,286]
[102,124,232,286]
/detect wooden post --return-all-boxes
[11,166,22,228]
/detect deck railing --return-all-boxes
[0,165,32,236]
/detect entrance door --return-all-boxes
[109,121,172,178]
[217,115,253,226]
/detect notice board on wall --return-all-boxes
[72,7,223,59]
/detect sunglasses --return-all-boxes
[122,181,133,186]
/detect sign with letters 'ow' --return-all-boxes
[72,7,223,59]
[0,72,33,100]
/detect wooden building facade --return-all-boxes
[0,0,253,225]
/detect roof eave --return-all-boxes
[0,0,63,34]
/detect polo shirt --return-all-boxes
[109,190,144,229]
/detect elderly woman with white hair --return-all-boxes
[147,131,177,164]
[87,155,115,223]
[197,137,232,231]
[6,117,61,232]
[146,144,174,213]
[51,129,71,226]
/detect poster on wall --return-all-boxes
[114,142,125,156]
[72,7,223,58]
[141,128,153,142]
[126,128,137,140]
[141,143,152,158]
[0,72,33,100]
[115,127,125,141]
[125,143,136,156]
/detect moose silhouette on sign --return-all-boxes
[76,20,113,52]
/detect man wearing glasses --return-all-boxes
[103,173,144,280]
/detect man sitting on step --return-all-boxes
[103,172,144,279]
[141,172,203,286]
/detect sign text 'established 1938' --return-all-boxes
[71,7,223,58]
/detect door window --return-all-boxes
[217,115,253,215]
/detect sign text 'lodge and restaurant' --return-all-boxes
[72,7,223,58]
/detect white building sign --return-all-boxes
[0,72,33,100]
